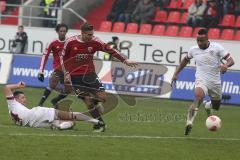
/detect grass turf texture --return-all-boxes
[0,85,240,160]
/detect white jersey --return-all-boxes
[6,95,31,126]
[6,95,55,128]
[187,42,228,85]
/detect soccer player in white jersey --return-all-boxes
[4,81,104,130]
[171,28,234,135]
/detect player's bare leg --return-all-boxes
[185,87,204,135]
[55,110,104,126]
[83,92,106,132]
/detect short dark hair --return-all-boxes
[13,91,24,98]
[112,36,119,41]
[81,22,94,32]
[55,23,68,32]
[198,28,208,36]
[18,25,24,29]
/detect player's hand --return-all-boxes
[124,60,138,68]
[220,64,228,74]
[38,72,44,82]
[171,74,178,88]
[18,81,26,88]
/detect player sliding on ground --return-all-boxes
[171,28,234,135]
[4,81,104,130]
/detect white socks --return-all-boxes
[186,108,199,126]
[204,101,212,109]
[72,112,99,124]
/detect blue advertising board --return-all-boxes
[170,67,240,105]
[8,54,53,87]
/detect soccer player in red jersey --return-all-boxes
[61,22,137,132]
[37,24,71,107]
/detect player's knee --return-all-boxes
[96,92,107,103]
[49,81,58,89]
[83,96,92,106]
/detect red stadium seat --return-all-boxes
[152,25,165,36]
[165,25,179,36]
[153,10,167,22]
[235,16,240,28]
[167,11,181,23]
[0,1,6,12]
[234,30,240,41]
[179,26,193,37]
[182,0,195,9]
[220,29,234,40]
[208,28,220,39]
[192,27,202,37]
[126,23,138,34]
[219,14,235,27]
[99,21,112,32]
[112,22,125,33]
[180,12,188,24]
[167,0,182,9]
[139,24,152,35]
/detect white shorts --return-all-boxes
[195,79,221,101]
[27,107,56,128]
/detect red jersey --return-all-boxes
[39,39,65,72]
[62,35,126,75]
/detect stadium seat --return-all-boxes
[112,22,125,33]
[208,28,220,39]
[220,29,234,40]
[192,27,202,37]
[219,14,235,27]
[235,16,240,28]
[182,0,195,9]
[179,26,193,37]
[167,0,182,9]
[234,30,240,41]
[165,25,179,37]
[125,23,138,34]
[139,24,152,35]
[99,21,112,32]
[180,12,188,24]
[152,25,165,36]
[153,10,167,22]
[167,11,181,23]
[0,1,6,12]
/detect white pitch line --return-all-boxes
[8,133,240,141]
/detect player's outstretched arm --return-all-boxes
[4,82,25,97]
[123,59,138,68]
[171,56,190,86]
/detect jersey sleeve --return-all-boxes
[216,43,229,59]
[186,48,193,60]
[39,42,53,72]
[6,94,17,107]
[94,37,127,62]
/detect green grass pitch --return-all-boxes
[0,85,240,160]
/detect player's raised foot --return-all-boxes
[93,121,106,133]
[184,124,192,136]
